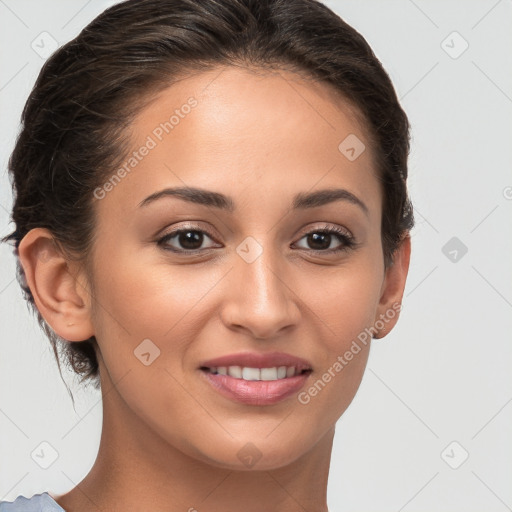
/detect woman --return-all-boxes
[1,0,413,510]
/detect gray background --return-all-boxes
[1,1,511,510]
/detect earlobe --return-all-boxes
[17,228,95,342]
[373,234,411,339]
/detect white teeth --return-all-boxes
[227,366,242,378]
[261,367,278,381]
[208,365,306,381]
[277,366,287,379]
[242,367,260,381]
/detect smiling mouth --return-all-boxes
[200,366,312,381]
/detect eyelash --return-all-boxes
[157,223,357,255]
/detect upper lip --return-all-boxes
[200,351,313,371]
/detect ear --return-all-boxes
[17,228,95,342]
[373,234,411,339]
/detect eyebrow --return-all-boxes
[138,186,369,216]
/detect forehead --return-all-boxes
[95,65,381,221]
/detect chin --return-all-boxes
[188,434,315,471]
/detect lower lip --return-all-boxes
[200,369,311,405]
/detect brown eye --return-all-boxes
[158,228,218,253]
[294,226,356,254]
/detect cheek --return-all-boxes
[305,258,383,344]
[89,252,226,365]
[294,268,379,428]
[297,252,382,399]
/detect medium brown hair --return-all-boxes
[2,0,414,391]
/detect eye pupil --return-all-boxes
[179,230,203,250]
[308,232,331,250]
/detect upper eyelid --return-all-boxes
[159,222,352,239]
[300,223,352,236]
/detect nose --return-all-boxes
[220,241,300,340]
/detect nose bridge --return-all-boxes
[240,238,283,302]
[223,234,299,337]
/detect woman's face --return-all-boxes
[70,66,408,469]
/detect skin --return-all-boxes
[18,65,411,512]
